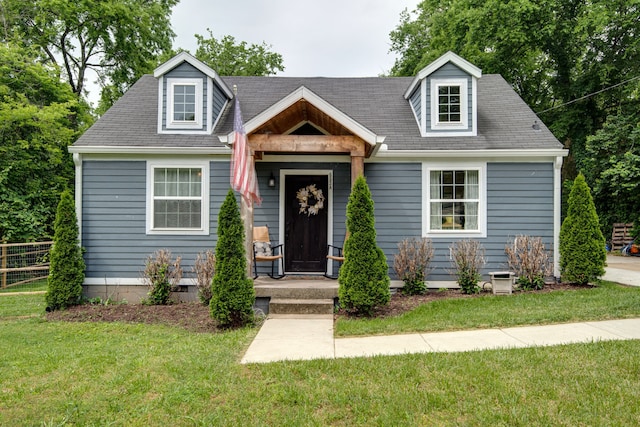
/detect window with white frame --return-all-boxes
[430,79,468,130]
[166,78,203,129]
[428,168,482,233]
[147,162,209,234]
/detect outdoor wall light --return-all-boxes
[268,172,276,188]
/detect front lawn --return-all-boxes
[336,281,640,337]
[1,288,640,425]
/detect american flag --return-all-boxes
[231,96,261,206]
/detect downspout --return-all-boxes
[554,156,563,279]
[73,153,83,246]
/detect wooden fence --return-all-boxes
[0,241,53,289]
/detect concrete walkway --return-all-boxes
[241,257,640,364]
[241,316,640,364]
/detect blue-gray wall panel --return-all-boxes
[82,160,229,278]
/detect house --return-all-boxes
[69,51,567,302]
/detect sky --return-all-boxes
[170,0,421,77]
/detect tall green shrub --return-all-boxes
[560,173,606,285]
[45,190,85,310]
[338,176,390,315]
[210,190,255,327]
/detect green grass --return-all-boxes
[336,281,640,337]
[1,290,640,425]
[0,278,48,293]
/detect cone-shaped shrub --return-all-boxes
[560,173,606,284]
[210,189,255,327]
[338,176,390,315]
[45,190,85,310]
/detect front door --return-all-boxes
[284,174,329,273]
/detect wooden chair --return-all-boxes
[325,231,349,279]
[253,225,284,279]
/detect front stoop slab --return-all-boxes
[269,298,334,315]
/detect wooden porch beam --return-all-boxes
[248,134,366,157]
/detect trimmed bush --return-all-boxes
[560,173,606,284]
[338,176,390,315]
[394,237,434,295]
[210,190,255,327]
[141,249,182,305]
[45,190,85,310]
[450,239,485,294]
[505,235,551,290]
[193,250,215,305]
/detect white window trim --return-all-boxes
[146,160,209,235]
[422,162,487,238]
[430,78,468,131]
[166,78,203,129]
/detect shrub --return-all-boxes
[210,189,255,328]
[560,173,606,285]
[45,190,85,310]
[450,239,485,294]
[338,176,390,315]
[193,250,215,305]
[394,237,434,295]
[141,249,182,305]
[505,235,552,290]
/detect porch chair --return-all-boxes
[252,225,285,279]
[325,231,349,279]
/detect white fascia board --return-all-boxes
[68,145,231,155]
[238,86,380,147]
[404,51,483,99]
[374,146,569,159]
[153,51,234,99]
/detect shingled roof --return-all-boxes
[73,73,563,152]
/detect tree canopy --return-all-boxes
[194,29,284,76]
[390,0,640,232]
[0,43,88,242]
[1,0,178,111]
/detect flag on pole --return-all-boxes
[231,96,261,206]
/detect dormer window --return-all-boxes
[431,79,468,130]
[166,78,203,129]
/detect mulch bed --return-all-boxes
[46,282,589,333]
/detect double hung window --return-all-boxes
[147,162,209,234]
[425,165,485,236]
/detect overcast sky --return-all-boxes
[170,0,420,77]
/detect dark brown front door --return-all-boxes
[284,174,328,273]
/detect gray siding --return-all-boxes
[365,162,554,282]
[82,160,229,278]
[161,62,208,131]
[409,88,422,128]
[212,83,228,123]
[425,62,473,134]
[82,160,555,284]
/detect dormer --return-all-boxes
[404,52,482,137]
[153,52,233,134]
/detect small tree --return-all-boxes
[394,237,434,295]
[560,173,606,284]
[338,176,390,315]
[210,190,255,327]
[45,190,85,310]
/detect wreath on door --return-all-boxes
[296,184,325,216]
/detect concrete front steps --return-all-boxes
[254,277,338,315]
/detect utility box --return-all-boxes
[489,271,515,295]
